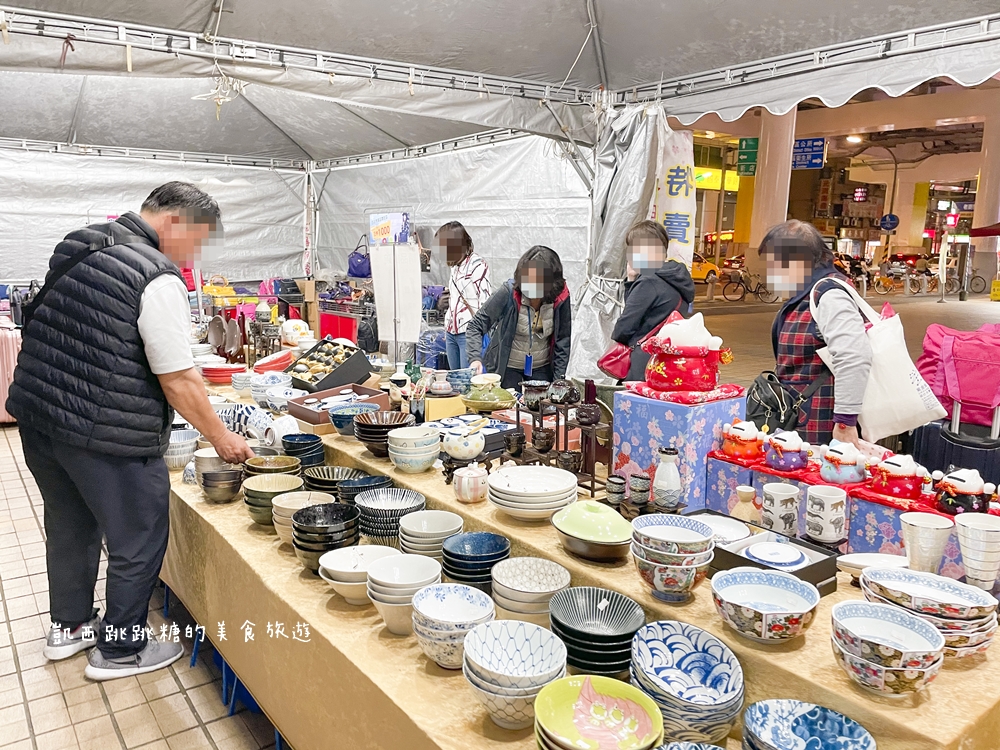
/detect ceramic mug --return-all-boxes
[760,483,801,536]
[804,485,847,543]
[503,431,525,457]
[263,415,299,447]
[900,511,954,574]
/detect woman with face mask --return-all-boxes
[431,222,491,369]
[611,221,695,382]
[465,246,572,389]
[762,220,870,447]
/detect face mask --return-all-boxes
[521,282,543,299]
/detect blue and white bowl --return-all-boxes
[743,699,876,750]
[711,568,820,644]
[414,629,467,670]
[354,488,426,519]
[388,448,438,474]
[632,515,714,555]
[411,583,495,633]
[464,620,567,689]
[831,600,944,669]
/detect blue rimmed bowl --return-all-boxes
[328,403,380,435]
[831,600,944,669]
[632,514,714,555]
[411,583,495,633]
[743,699,876,750]
[711,567,819,644]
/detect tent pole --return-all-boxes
[543,101,594,181]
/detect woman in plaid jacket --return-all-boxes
[761,221,871,446]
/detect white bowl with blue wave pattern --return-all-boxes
[411,583,495,633]
[743,699,876,750]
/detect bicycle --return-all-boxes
[873,274,903,295]
[970,274,988,294]
[908,274,961,295]
[723,270,779,303]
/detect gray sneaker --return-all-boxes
[84,637,183,681]
[43,611,101,661]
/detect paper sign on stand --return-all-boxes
[370,242,422,361]
[369,212,411,244]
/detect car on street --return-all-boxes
[691,252,721,283]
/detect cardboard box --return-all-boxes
[294,419,337,436]
[287,384,389,425]
[285,342,374,393]
[423,395,467,422]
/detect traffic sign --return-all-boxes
[879,214,899,231]
[737,164,757,177]
[792,137,826,169]
[738,138,759,152]
[736,150,757,164]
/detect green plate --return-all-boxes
[551,501,632,544]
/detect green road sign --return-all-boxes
[738,138,759,152]
[737,150,758,164]
[737,163,757,176]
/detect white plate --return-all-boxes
[487,487,578,507]
[837,553,909,577]
[487,466,577,498]
[697,515,751,545]
[744,542,806,567]
[487,498,568,521]
[488,492,576,511]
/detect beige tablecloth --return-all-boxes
[161,431,1000,750]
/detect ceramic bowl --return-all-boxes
[338,475,393,502]
[293,525,358,545]
[367,583,426,604]
[442,532,511,560]
[317,567,370,605]
[244,455,302,475]
[327,403,380,434]
[548,587,645,644]
[711,567,820,643]
[366,553,442,590]
[387,426,441,449]
[631,551,713,603]
[370,597,415,636]
[387,450,438,474]
[464,620,567,689]
[271,491,335,519]
[385,442,440,457]
[398,533,446,550]
[245,502,275,525]
[831,601,944,669]
[354,488,426,519]
[941,617,998,648]
[831,638,943,696]
[554,529,631,562]
[860,567,998,620]
[464,668,542,730]
[743,700,876,750]
[631,538,714,567]
[273,519,294,545]
[493,592,552,615]
[292,532,359,552]
[415,630,468,670]
[291,503,360,533]
[463,658,561,698]
[631,514,714,554]
[411,583,495,632]
[551,500,632,543]
[490,558,571,603]
[398,510,463,539]
[319,545,401,582]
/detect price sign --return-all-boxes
[368,212,411,244]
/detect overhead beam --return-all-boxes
[312,129,528,171]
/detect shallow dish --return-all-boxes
[244,455,302,474]
[366,553,442,589]
[861,567,998,620]
[831,601,944,669]
[943,640,993,658]
[487,465,578,498]
[694,515,751,545]
[836,552,909,579]
[319,545,401,582]
[743,699,876,750]
[711,567,820,643]
[463,620,567,689]
[632,551,712,603]
[744,542,807,568]
[631,514,714,555]
[337,475,393,498]
[832,638,942,696]
[302,466,367,486]
[548,586,645,644]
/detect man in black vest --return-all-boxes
[6,182,255,681]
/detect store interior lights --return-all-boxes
[846,134,864,144]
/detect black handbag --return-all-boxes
[746,371,830,434]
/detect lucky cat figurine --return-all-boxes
[721,420,765,460]
[817,440,867,484]
[869,454,931,500]
[762,430,811,472]
[932,468,997,515]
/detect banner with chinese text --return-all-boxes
[647,119,697,267]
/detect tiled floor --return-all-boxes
[0,427,283,750]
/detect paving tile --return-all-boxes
[14,639,47,672]
[205,715,259,748]
[165,727,213,750]
[35,725,80,750]
[20,665,61,701]
[0,649,17,678]
[114,704,162,749]
[27,694,71,734]
[138,673,179,702]
[187,684,227,723]
[105,686,146,714]
[0,719,30,747]
[173,660,215,691]
[73,714,119,749]
[63,684,101,708]
[148,694,197,738]
[24,558,46,576]
[9,616,46,645]
[0,688,23,711]
[138,742,170,750]
[0,579,31,600]
[53,654,90,692]
[5,596,38,621]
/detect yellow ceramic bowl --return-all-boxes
[551,501,632,544]
[534,675,663,750]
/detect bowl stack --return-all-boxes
[463,620,567,730]
[318,545,402,605]
[548,587,645,677]
[290,503,360,571]
[860,566,997,660]
[302,466,367,493]
[328,403,380,436]
[534,675,664,750]
[193,448,238,482]
[281,433,325,468]
[242,474,304,525]
[231,371,252,394]
[354,412,416,457]
[250,372,292,409]
[490,558,571,627]
[337,474,393,504]
[166,429,199,470]
[355,488,426,547]
[487,465,578,521]
[445,368,474,395]
[244,455,301,478]
[830,600,944,697]
[271,491,335,544]
[631,621,744,744]
[265,386,307,413]
[442,532,511,593]
[366,554,442,635]
[955,513,1000,591]
[399,510,463,559]
[743,700,876,750]
[551,501,632,562]
[387,426,441,474]
[631,515,715,603]
[411,583,495,669]
[711,568,820,644]
[199,469,244,504]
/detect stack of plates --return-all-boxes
[490,557,570,627]
[411,583,495,669]
[190,343,213,358]
[242,473,304,525]
[354,488,426,546]
[836,552,909,582]
[366,554,442,635]
[250,372,292,409]
[337,475,393,504]
[354,412,416,458]
[398,510,463,560]
[318,545,401,605]
[861,567,998,659]
[303,466,367,493]
[743,700,875,750]
[252,350,294,373]
[231,371,252,393]
[740,541,810,571]
[281,433,325,468]
[487,465,578,521]
[548,586,645,676]
[631,621,744,744]
[244,455,301,477]
[271,491,335,545]
[535,675,663,750]
[290,503,360,571]
[201,363,246,384]
[166,429,199,471]
[265,386,307,413]
[464,621,567,730]
[442,532,511,593]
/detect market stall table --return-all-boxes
[161,427,1000,750]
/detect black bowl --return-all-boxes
[561,637,633,665]
[291,503,361,533]
[548,587,645,645]
[292,534,359,553]
[549,619,633,653]
[338,475,393,501]
[304,466,367,486]
[566,659,631,677]
[292,523,359,543]
[282,433,323,450]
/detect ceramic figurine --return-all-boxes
[721,420,765,460]
[652,447,682,510]
[548,379,580,405]
[869,454,931,500]
[762,430,810,472]
[640,311,732,392]
[817,439,867,484]
[932,468,997,515]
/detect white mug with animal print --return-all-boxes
[761,483,801,536]
[805,485,848,543]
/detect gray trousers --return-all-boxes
[20,425,170,658]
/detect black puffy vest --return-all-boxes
[6,213,183,457]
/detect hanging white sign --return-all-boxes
[647,117,698,267]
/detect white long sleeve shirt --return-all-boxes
[445,252,491,334]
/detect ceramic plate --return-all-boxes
[861,567,999,620]
[695,515,751,545]
[744,699,876,750]
[836,553,909,578]
[488,466,578,498]
[744,542,806,567]
[489,484,578,505]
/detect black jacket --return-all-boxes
[611,262,695,380]
[7,213,183,457]
[465,281,572,379]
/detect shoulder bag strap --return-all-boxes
[22,234,115,328]
[809,275,879,326]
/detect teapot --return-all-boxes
[721,420,765,460]
[762,430,810,472]
[869,454,931,500]
[453,462,489,504]
[932,468,997,515]
[442,425,486,461]
[817,440,867,484]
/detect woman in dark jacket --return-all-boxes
[466,246,572,389]
[611,221,696,381]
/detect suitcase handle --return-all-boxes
[951,403,1000,441]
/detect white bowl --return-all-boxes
[398,532,447,549]
[711,567,820,643]
[490,558,571,601]
[493,604,551,629]
[371,598,415,635]
[367,578,434,598]
[165,453,194,470]
[463,658,560,697]
[367,584,418,605]
[317,567,370,605]
[318,545,401,583]
[272,491,336,518]
[463,620,567,689]
[493,592,552,615]
[273,521,293,545]
[367,554,442,589]
[386,426,441,450]
[464,670,540,730]
[399,510,464,539]
[415,630,466,669]
[388,451,438,474]
[412,583,496,632]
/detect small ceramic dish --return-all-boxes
[317,567,370,605]
[366,553,442,589]
[743,700,875,750]
[711,567,819,643]
[831,638,943,696]
[631,550,713,602]
[631,514,714,554]
[386,426,441,450]
[836,552,909,580]
[548,586,645,644]
[442,532,511,560]
[831,601,944,669]
[398,510,463,539]
[490,557,571,602]
[411,583,495,632]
